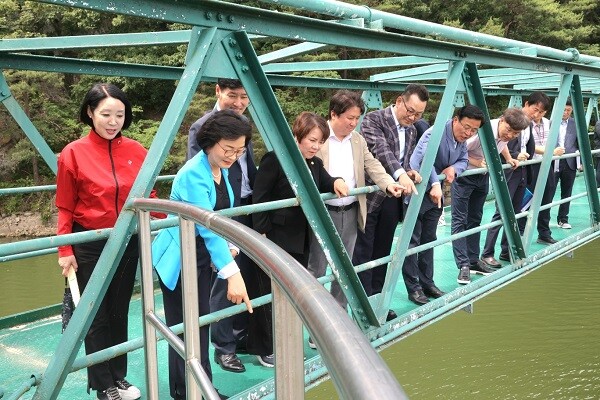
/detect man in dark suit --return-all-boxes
[555,99,579,229]
[453,108,526,284]
[481,106,536,266]
[352,84,428,320]
[404,105,482,304]
[188,78,258,372]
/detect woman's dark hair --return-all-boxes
[292,112,329,143]
[196,109,252,152]
[79,83,133,129]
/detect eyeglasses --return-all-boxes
[216,142,246,158]
[457,119,480,134]
[400,97,424,118]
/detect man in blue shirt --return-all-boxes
[404,105,482,304]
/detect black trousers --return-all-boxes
[482,167,527,258]
[72,223,138,392]
[159,236,213,399]
[245,242,307,356]
[209,202,254,356]
[556,160,577,223]
[353,196,404,296]
[528,164,557,239]
[402,198,442,293]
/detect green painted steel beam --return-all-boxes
[571,76,600,224]
[464,63,526,260]
[262,56,443,73]
[32,27,220,400]
[376,61,466,320]
[258,42,329,64]
[0,53,183,80]
[0,30,193,52]
[477,68,544,78]
[522,75,573,250]
[32,0,600,79]
[370,63,449,82]
[223,30,379,330]
[253,0,600,65]
[0,74,58,174]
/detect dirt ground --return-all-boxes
[0,212,57,238]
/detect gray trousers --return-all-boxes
[307,205,358,310]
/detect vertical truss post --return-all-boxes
[522,74,573,249]
[0,73,58,174]
[222,30,379,330]
[571,76,600,225]
[32,26,219,400]
[464,62,526,260]
[375,61,465,319]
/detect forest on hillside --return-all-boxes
[1,0,599,216]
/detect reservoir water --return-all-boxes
[307,240,600,399]
[2,240,599,398]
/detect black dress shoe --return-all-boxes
[386,309,398,321]
[408,290,430,305]
[537,236,558,245]
[214,353,245,373]
[422,285,446,298]
[499,253,510,261]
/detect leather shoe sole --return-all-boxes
[480,256,501,267]
[408,290,430,305]
[422,285,446,298]
[537,236,558,245]
[214,353,245,373]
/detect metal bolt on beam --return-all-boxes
[229,38,237,47]
[204,11,212,19]
[241,66,249,73]
[235,52,243,60]
[217,13,223,21]
[227,15,235,23]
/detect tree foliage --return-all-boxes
[1,0,599,195]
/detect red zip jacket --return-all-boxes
[56,129,162,257]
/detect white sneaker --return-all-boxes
[558,221,572,229]
[114,379,141,400]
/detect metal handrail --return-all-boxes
[133,197,407,400]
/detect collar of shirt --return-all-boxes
[328,121,353,143]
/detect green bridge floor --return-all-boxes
[0,174,594,399]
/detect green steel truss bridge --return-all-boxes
[1,0,600,399]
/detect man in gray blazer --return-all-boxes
[352,84,428,321]
[555,99,579,229]
[404,105,483,304]
[307,91,404,317]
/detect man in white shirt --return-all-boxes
[307,91,403,318]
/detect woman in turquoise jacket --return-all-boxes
[152,110,253,400]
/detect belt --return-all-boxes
[325,202,357,212]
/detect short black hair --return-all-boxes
[401,83,429,102]
[196,109,252,152]
[79,83,133,129]
[217,78,244,90]
[457,104,486,124]
[329,90,365,117]
[566,97,572,107]
[525,91,551,112]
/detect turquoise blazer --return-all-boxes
[152,151,235,290]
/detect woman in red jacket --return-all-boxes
[56,83,159,400]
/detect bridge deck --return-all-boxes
[0,174,593,399]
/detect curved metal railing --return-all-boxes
[133,197,407,400]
